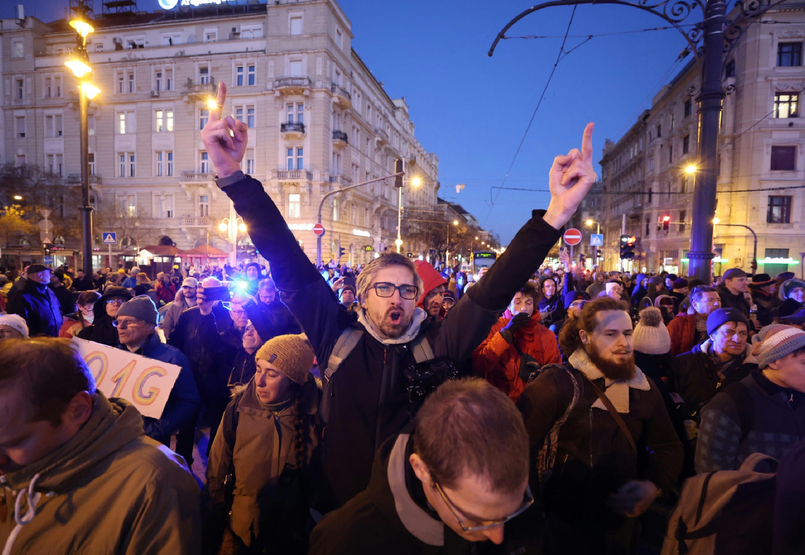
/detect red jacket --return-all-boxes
[473,313,561,403]
[155,281,176,305]
[667,313,698,356]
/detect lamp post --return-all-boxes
[316,161,403,267]
[713,217,757,273]
[66,8,100,277]
[219,204,246,267]
[490,0,776,284]
[585,218,600,267]
[446,219,459,268]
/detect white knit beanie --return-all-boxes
[633,307,671,355]
[0,314,29,338]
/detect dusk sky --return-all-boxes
[11,0,696,243]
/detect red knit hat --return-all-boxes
[414,260,447,308]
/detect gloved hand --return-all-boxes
[501,312,531,344]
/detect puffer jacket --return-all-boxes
[76,286,132,346]
[204,376,319,552]
[0,394,201,555]
[7,278,63,337]
[473,312,561,402]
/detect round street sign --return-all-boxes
[312,223,326,237]
[563,228,582,246]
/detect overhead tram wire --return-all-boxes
[483,5,579,226]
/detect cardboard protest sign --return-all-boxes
[72,337,181,419]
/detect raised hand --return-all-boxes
[544,123,597,230]
[200,82,249,178]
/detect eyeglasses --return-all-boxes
[106,298,126,306]
[372,282,418,300]
[432,479,534,532]
[230,308,247,317]
[113,319,141,329]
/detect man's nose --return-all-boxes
[481,525,505,544]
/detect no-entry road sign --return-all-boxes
[313,223,326,237]
[563,228,582,246]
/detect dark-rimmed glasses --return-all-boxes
[432,479,534,532]
[371,282,418,300]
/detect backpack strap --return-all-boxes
[537,366,581,487]
[324,327,364,382]
[410,333,434,363]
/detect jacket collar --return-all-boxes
[568,349,650,413]
[386,434,444,546]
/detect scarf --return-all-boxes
[357,307,428,345]
[568,349,651,413]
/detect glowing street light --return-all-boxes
[453,220,459,226]
[69,19,95,38]
[65,59,92,78]
[218,222,228,232]
[412,177,422,187]
[684,164,698,175]
[13,195,23,201]
[713,217,720,225]
[238,222,247,233]
[206,97,219,111]
[81,82,101,99]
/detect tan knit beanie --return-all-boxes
[255,334,315,385]
[633,307,671,355]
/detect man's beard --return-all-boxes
[586,341,636,381]
[376,306,412,338]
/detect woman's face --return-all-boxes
[254,359,296,404]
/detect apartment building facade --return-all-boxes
[0,0,439,267]
[600,3,805,277]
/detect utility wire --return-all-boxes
[501,24,698,40]
[483,6,579,226]
[492,183,805,194]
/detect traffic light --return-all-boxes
[43,244,52,256]
[662,215,671,232]
[394,158,404,188]
[619,235,636,259]
[579,252,586,267]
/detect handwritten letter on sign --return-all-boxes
[72,337,181,419]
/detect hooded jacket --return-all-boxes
[76,286,132,347]
[414,260,447,321]
[777,278,805,319]
[538,273,574,329]
[0,394,201,555]
[517,350,682,552]
[205,376,318,550]
[6,278,63,337]
[671,339,757,415]
[217,174,562,510]
[473,312,561,402]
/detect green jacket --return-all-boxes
[0,394,201,555]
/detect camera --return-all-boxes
[202,286,231,302]
[403,357,458,416]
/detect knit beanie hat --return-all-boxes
[255,334,314,385]
[672,278,689,290]
[0,314,29,338]
[605,282,621,295]
[754,325,805,369]
[116,295,158,325]
[780,279,805,300]
[706,307,750,336]
[633,307,671,355]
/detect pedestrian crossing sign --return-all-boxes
[102,232,117,245]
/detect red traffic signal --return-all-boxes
[662,215,671,223]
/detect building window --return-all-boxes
[778,42,802,67]
[44,114,63,138]
[116,69,135,94]
[296,147,303,170]
[155,109,174,132]
[679,210,686,234]
[235,64,256,87]
[12,39,24,58]
[336,28,343,49]
[88,153,95,175]
[656,124,662,138]
[682,135,690,155]
[681,175,689,194]
[248,64,256,86]
[200,109,209,130]
[204,29,217,42]
[286,147,304,171]
[774,92,798,118]
[88,114,95,136]
[668,145,673,163]
[156,152,164,176]
[200,152,210,173]
[241,24,263,39]
[244,149,255,174]
[289,58,303,76]
[684,99,692,117]
[199,195,209,217]
[771,145,796,171]
[287,103,304,123]
[117,111,135,134]
[117,152,135,177]
[290,15,303,36]
[648,188,653,204]
[130,154,136,177]
[333,197,339,221]
[235,65,244,87]
[199,65,210,85]
[235,104,255,128]
[726,59,736,78]
[15,79,24,100]
[120,195,136,217]
[768,196,792,223]
[44,76,52,98]
[288,193,301,218]
[46,154,55,174]
[15,115,26,138]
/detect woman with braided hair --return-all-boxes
[203,334,319,555]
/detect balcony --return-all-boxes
[332,129,348,146]
[280,122,306,137]
[275,169,313,181]
[375,127,389,144]
[183,78,216,102]
[331,83,351,107]
[274,76,311,92]
[181,171,214,182]
[67,174,103,185]
[182,216,211,226]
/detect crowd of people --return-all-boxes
[2,87,804,555]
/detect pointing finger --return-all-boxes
[581,122,595,164]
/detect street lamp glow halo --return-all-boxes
[713,217,720,225]
[453,220,459,226]
[586,219,594,226]
[13,195,23,201]
[82,82,101,99]
[685,165,697,175]
[65,59,92,78]
[412,177,421,187]
[70,19,95,38]
[206,98,218,110]
[238,223,247,232]
[218,223,228,232]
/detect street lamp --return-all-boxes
[219,209,246,267]
[66,5,100,277]
[685,164,698,175]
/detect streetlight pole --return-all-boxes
[397,186,403,253]
[316,168,404,267]
[715,221,757,272]
[490,0,776,284]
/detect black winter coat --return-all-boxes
[77,287,132,347]
[517,364,682,552]
[716,284,751,319]
[219,174,562,510]
[8,279,63,337]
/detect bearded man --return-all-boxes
[517,296,682,554]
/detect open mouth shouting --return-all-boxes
[388,309,403,326]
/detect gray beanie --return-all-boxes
[755,325,805,369]
[117,295,158,325]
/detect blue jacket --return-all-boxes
[118,333,201,445]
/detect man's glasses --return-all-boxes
[113,319,141,329]
[106,298,126,306]
[432,479,534,532]
[372,282,418,300]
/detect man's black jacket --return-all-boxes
[219,174,562,508]
[8,278,63,337]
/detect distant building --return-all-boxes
[0,0,440,268]
[598,3,805,277]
